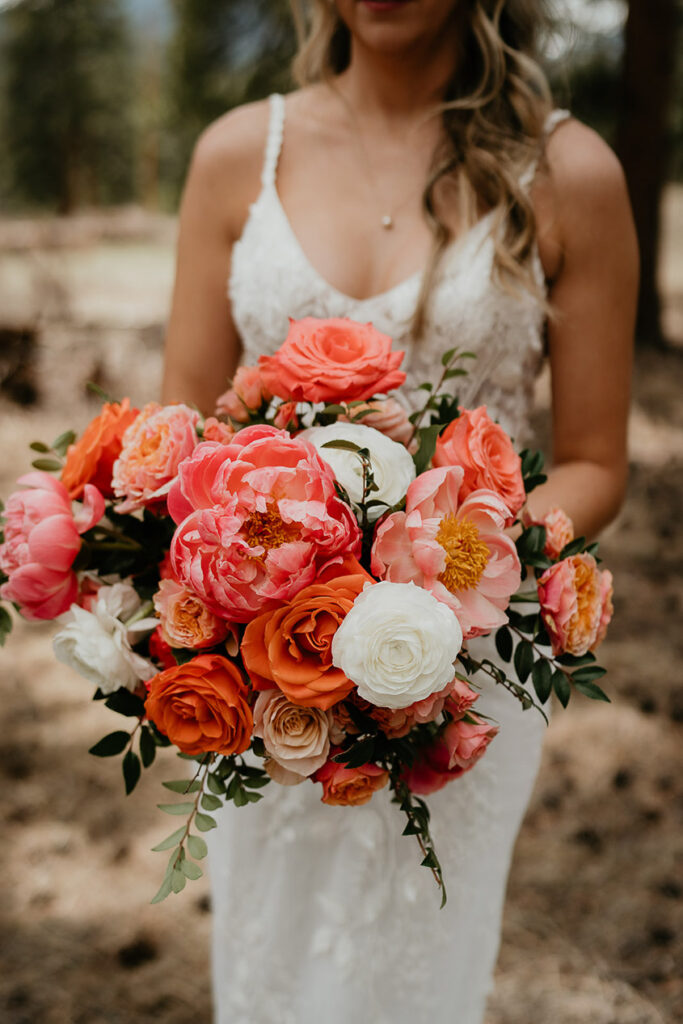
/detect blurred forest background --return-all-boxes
[0,4,682,1024]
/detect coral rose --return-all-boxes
[314,754,389,807]
[145,653,252,756]
[522,505,574,560]
[371,466,521,639]
[153,578,229,649]
[537,553,613,656]
[62,399,139,499]
[0,472,104,620]
[202,417,236,445]
[215,366,273,423]
[241,555,371,710]
[402,715,498,795]
[433,406,525,525]
[112,402,200,512]
[273,401,300,431]
[168,426,361,622]
[258,317,406,404]
[253,690,332,779]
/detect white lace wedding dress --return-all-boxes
[207,93,569,1024]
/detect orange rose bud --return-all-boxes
[314,755,389,807]
[240,555,372,711]
[61,399,139,499]
[145,653,253,756]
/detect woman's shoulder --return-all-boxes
[543,115,628,202]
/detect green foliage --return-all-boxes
[0,606,12,647]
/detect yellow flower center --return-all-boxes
[243,506,300,552]
[436,515,490,593]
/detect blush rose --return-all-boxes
[253,690,332,780]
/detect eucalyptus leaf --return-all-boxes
[171,869,187,894]
[157,802,195,815]
[180,859,203,881]
[150,875,173,904]
[29,441,50,453]
[201,793,222,812]
[151,828,186,852]
[162,779,201,794]
[31,458,62,472]
[206,773,226,795]
[187,834,208,860]
[52,430,76,455]
[195,812,218,832]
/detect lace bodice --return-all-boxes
[229,93,569,442]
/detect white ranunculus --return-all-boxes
[300,422,415,522]
[53,582,158,694]
[331,581,463,709]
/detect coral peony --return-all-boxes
[0,472,104,620]
[112,402,200,512]
[168,426,361,622]
[314,754,389,806]
[432,406,525,525]
[253,690,332,779]
[153,577,229,649]
[371,466,520,639]
[215,366,273,423]
[258,317,406,404]
[62,399,139,499]
[145,653,252,756]
[241,555,371,710]
[537,554,613,656]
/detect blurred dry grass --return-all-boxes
[0,190,681,1024]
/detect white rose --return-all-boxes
[300,422,415,522]
[331,581,463,709]
[53,582,157,694]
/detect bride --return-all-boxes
[162,1,637,1021]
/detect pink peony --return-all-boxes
[537,553,613,656]
[342,398,414,449]
[258,317,406,404]
[371,466,521,639]
[202,417,237,445]
[522,505,574,560]
[168,425,361,623]
[0,472,104,620]
[402,715,498,795]
[215,366,273,423]
[432,406,525,526]
[112,402,200,512]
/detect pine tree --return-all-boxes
[1,0,136,212]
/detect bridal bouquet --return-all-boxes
[0,317,613,907]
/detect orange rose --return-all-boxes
[145,653,252,756]
[258,317,406,404]
[61,399,139,499]
[314,755,389,807]
[240,555,372,711]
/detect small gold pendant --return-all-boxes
[381,214,394,230]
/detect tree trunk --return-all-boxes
[616,0,678,347]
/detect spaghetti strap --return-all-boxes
[261,93,286,190]
[520,108,571,189]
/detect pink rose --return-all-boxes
[168,426,361,622]
[258,317,406,404]
[273,401,300,431]
[202,417,236,445]
[402,715,498,795]
[368,678,460,738]
[0,472,104,620]
[342,398,414,449]
[153,577,229,649]
[522,506,574,560]
[215,366,273,423]
[444,678,480,717]
[112,402,200,512]
[432,406,525,525]
[253,690,332,780]
[537,553,612,656]
[371,466,521,639]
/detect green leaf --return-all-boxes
[31,458,62,472]
[552,670,571,708]
[441,346,457,366]
[557,652,596,667]
[52,430,76,455]
[417,382,433,392]
[162,779,201,794]
[573,679,610,702]
[151,828,186,852]
[571,665,607,684]
[320,404,347,416]
[86,381,115,402]
[201,793,222,812]
[232,787,248,808]
[494,626,513,663]
[171,648,196,666]
[150,875,173,904]
[123,750,141,795]
[195,812,217,832]
[421,850,439,869]
[29,441,50,453]
[402,821,421,836]
[104,689,146,718]
[171,869,187,894]
[244,791,263,803]
[206,773,226,795]
[180,859,203,880]
[531,659,553,704]
[157,802,195,815]
[333,736,376,768]
[241,775,269,789]
[560,537,588,559]
[412,423,442,476]
[524,473,547,494]
[321,439,362,453]
[513,640,534,684]
[139,726,156,768]
[0,606,13,646]
[88,730,130,757]
[443,367,467,380]
[187,834,208,860]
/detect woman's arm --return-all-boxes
[162,102,269,414]
[530,121,639,539]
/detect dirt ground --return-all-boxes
[0,194,681,1024]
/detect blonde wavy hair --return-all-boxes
[289,0,554,335]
